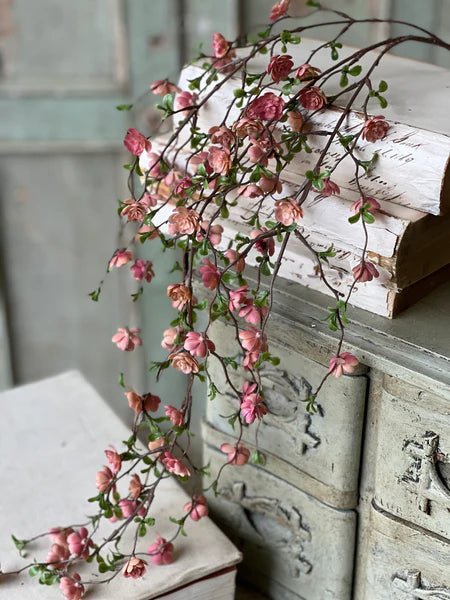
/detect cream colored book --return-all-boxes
[0,371,242,599]
[176,38,450,215]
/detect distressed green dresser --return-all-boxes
[201,271,450,599]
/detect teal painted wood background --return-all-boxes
[0,0,448,429]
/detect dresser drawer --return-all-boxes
[372,374,450,539]
[355,502,450,600]
[203,441,356,600]
[205,320,367,509]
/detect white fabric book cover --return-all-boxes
[0,371,242,599]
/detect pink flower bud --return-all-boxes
[147,536,174,565]
[362,115,389,143]
[184,494,209,521]
[122,557,147,579]
[95,465,115,493]
[220,442,250,465]
[59,573,85,600]
[329,352,359,377]
[112,327,142,352]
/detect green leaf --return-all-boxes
[339,73,348,88]
[118,372,125,388]
[29,565,41,577]
[377,95,388,109]
[378,80,388,92]
[162,93,174,111]
[250,449,266,465]
[362,212,375,224]
[348,213,360,224]
[233,88,245,98]
[116,104,133,111]
[208,383,218,401]
[89,288,101,302]
[221,271,236,285]
[306,0,321,6]
[138,524,147,537]
[348,65,362,77]
[11,535,27,551]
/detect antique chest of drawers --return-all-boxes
[200,273,450,599]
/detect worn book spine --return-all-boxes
[177,63,450,215]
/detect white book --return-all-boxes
[176,38,450,215]
[0,371,242,599]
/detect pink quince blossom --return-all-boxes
[184,494,209,521]
[148,437,166,459]
[241,392,268,424]
[120,199,149,223]
[189,151,212,175]
[119,499,146,518]
[250,228,275,256]
[247,92,285,121]
[259,173,282,194]
[314,178,340,196]
[295,63,321,81]
[161,327,180,351]
[165,405,185,427]
[248,139,269,166]
[59,573,85,600]
[238,183,264,198]
[129,473,143,499]
[352,260,379,283]
[224,249,246,273]
[123,128,151,156]
[122,557,147,579]
[267,54,293,82]
[208,145,232,175]
[269,0,291,21]
[167,283,192,310]
[197,220,224,246]
[350,197,381,214]
[329,352,359,377]
[362,115,389,142]
[220,442,251,465]
[139,150,163,176]
[228,286,248,311]
[212,32,231,58]
[174,91,197,116]
[287,110,305,132]
[173,175,195,198]
[109,249,133,270]
[199,258,220,291]
[49,527,73,549]
[168,206,201,236]
[105,446,122,473]
[299,86,327,110]
[243,350,261,370]
[168,351,199,374]
[238,299,268,325]
[239,326,268,354]
[67,528,93,560]
[209,125,235,148]
[147,536,174,566]
[46,542,70,568]
[150,79,180,95]
[232,117,264,139]
[112,327,142,351]
[95,465,115,493]
[130,259,155,283]
[184,331,215,358]
[125,389,161,415]
[274,198,303,225]
[162,451,191,477]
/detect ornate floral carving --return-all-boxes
[219,481,312,577]
[259,365,321,455]
[392,570,450,599]
[401,432,450,514]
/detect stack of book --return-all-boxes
[149,39,450,317]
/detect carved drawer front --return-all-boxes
[355,502,450,600]
[204,442,356,600]
[373,375,450,539]
[205,320,367,509]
